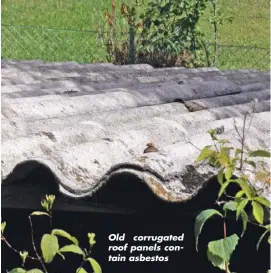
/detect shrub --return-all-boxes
[194,108,270,272]
[104,0,209,67]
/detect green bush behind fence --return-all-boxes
[1,0,270,70]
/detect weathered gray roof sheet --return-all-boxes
[1,60,270,203]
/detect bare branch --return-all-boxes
[239,114,248,170]
[244,100,257,138]
[1,235,39,261]
[233,118,243,142]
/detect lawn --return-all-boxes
[1,0,270,69]
[199,0,270,70]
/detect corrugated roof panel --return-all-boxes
[1,60,270,205]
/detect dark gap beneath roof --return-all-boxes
[1,161,229,216]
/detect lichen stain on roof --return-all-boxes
[1,59,270,202]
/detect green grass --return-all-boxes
[199,0,270,70]
[1,0,270,70]
[1,0,133,63]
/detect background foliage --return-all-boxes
[1,0,270,70]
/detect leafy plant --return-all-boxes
[104,0,211,67]
[194,109,270,272]
[137,0,209,67]
[103,0,236,68]
[1,195,102,273]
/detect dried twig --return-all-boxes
[186,139,201,151]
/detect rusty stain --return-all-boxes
[147,176,184,202]
[57,161,90,185]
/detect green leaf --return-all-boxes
[57,251,65,260]
[86,258,102,273]
[207,248,225,270]
[218,139,230,145]
[223,201,237,212]
[218,180,231,198]
[240,210,248,237]
[196,146,216,162]
[27,270,44,273]
[235,148,242,156]
[209,157,219,167]
[217,168,224,184]
[235,190,245,200]
[59,245,85,257]
[8,269,26,273]
[253,197,270,208]
[1,221,6,234]
[252,201,264,224]
[41,234,59,263]
[230,157,237,166]
[207,234,239,268]
[208,129,218,140]
[233,178,254,199]
[30,211,50,217]
[76,268,88,273]
[256,229,270,250]
[52,229,79,245]
[249,150,270,158]
[217,147,232,167]
[236,199,249,220]
[194,209,223,251]
[225,167,233,181]
[244,160,256,168]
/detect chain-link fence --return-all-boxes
[2,24,107,63]
[205,44,270,71]
[1,0,270,70]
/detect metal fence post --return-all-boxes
[129,25,135,64]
